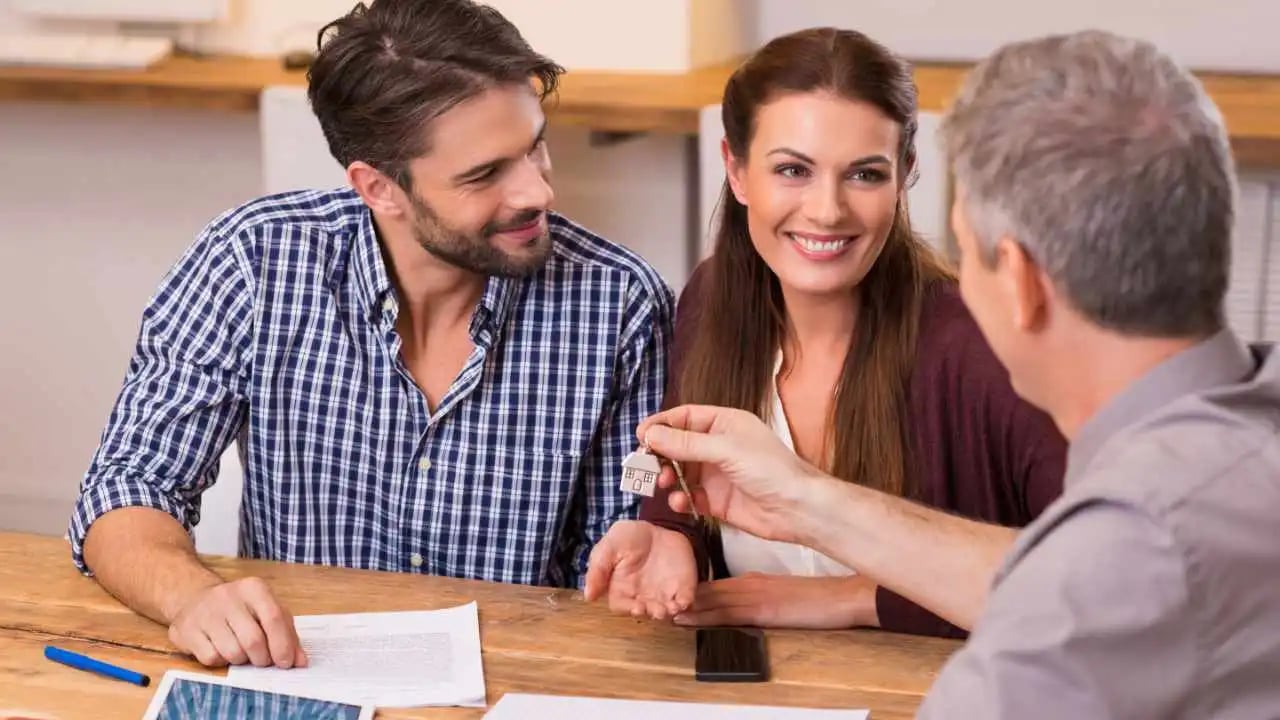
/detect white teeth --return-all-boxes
[789,233,850,253]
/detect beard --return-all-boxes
[407,193,552,278]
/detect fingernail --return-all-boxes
[673,614,690,625]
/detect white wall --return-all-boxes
[0,102,262,537]
[752,0,1280,73]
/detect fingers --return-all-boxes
[225,604,272,667]
[637,405,728,443]
[205,618,249,666]
[241,579,302,669]
[646,599,672,621]
[169,577,302,669]
[655,465,678,490]
[673,585,695,615]
[673,586,754,627]
[674,606,747,626]
[644,424,731,467]
[170,622,224,668]
[667,487,713,518]
[584,539,619,602]
[610,588,640,615]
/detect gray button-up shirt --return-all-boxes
[920,330,1280,719]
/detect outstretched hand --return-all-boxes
[638,404,831,546]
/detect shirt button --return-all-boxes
[418,457,432,471]
[382,297,395,313]
[409,553,424,568]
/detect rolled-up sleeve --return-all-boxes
[919,501,1194,719]
[68,223,255,573]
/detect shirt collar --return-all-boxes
[1066,328,1255,486]
[468,275,519,348]
[352,203,395,320]
[352,204,522,342]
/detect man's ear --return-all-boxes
[721,138,748,206]
[996,236,1048,332]
[347,161,410,219]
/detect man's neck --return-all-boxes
[1045,326,1203,441]
[377,217,486,343]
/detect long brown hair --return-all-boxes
[680,28,952,498]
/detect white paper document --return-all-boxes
[484,694,870,719]
[227,602,486,708]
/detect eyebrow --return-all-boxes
[766,147,892,168]
[452,119,548,184]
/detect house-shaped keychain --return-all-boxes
[619,448,662,497]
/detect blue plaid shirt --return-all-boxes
[69,189,673,588]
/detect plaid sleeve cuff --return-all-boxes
[67,471,193,576]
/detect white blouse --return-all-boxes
[720,353,856,577]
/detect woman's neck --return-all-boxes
[780,286,860,365]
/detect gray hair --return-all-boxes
[941,30,1235,337]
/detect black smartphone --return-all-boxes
[695,627,769,682]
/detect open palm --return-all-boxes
[585,520,697,619]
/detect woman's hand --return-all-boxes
[672,573,880,629]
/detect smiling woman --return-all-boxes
[592,27,1069,639]
[686,29,947,504]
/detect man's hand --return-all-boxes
[638,405,835,546]
[168,577,308,668]
[673,573,880,629]
[584,521,698,620]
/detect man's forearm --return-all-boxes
[82,507,224,624]
[800,476,1018,631]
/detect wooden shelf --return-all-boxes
[2,54,1278,165]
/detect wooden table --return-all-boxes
[1,55,1278,166]
[0,532,959,719]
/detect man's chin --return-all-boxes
[488,233,552,277]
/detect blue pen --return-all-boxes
[44,645,151,687]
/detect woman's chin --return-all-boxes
[771,259,865,299]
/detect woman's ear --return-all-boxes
[721,138,748,206]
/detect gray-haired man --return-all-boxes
[627,30,1280,719]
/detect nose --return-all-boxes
[803,177,846,228]
[507,154,555,211]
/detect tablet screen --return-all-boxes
[144,672,373,720]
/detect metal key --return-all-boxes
[667,455,701,523]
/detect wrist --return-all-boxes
[789,465,852,551]
[859,579,881,628]
[826,576,880,628]
[160,571,224,624]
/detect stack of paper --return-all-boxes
[484,694,870,719]
[228,602,486,708]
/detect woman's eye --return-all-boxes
[776,164,810,179]
[850,168,888,183]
